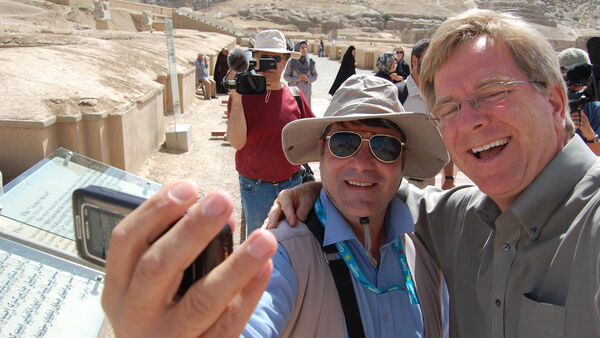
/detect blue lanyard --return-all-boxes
[315,198,420,305]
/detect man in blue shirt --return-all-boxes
[557,47,600,155]
[194,53,216,100]
[243,75,449,337]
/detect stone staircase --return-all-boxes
[173,9,248,42]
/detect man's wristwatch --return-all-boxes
[445,176,455,180]
[584,134,600,144]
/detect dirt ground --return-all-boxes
[133,93,248,243]
[0,0,235,121]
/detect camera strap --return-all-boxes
[304,208,366,338]
[288,85,303,109]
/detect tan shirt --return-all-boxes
[399,136,600,337]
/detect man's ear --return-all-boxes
[411,55,418,72]
[547,84,567,126]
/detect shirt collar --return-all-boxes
[406,76,420,97]
[497,136,596,239]
[319,189,415,247]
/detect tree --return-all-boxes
[382,13,391,30]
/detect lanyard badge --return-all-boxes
[314,198,420,305]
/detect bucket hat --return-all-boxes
[282,75,449,179]
[558,48,590,69]
[250,30,300,59]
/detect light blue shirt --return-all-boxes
[195,58,209,80]
[243,190,447,337]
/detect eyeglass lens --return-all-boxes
[432,82,512,124]
[328,132,403,163]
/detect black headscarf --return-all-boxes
[329,46,356,96]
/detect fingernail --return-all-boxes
[247,230,273,260]
[168,181,197,203]
[202,193,227,217]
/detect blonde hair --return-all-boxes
[420,9,574,135]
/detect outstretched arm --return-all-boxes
[102,180,277,337]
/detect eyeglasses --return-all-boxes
[396,51,404,55]
[326,131,406,163]
[430,80,543,126]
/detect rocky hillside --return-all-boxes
[134,0,600,42]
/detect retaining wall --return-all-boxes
[0,87,165,183]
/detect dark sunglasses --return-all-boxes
[260,55,282,63]
[326,131,405,163]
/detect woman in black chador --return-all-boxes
[328,45,356,96]
[214,48,230,94]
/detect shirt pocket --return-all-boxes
[517,293,565,338]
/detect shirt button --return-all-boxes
[495,299,502,307]
[502,243,510,252]
[384,315,389,322]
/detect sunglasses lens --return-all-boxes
[328,132,362,158]
[370,135,403,162]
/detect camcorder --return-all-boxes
[72,185,233,296]
[566,37,600,113]
[564,62,597,112]
[222,48,279,95]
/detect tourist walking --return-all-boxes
[328,46,356,96]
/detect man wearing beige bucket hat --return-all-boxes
[240,74,449,337]
[227,29,315,238]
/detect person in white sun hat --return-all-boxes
[226,29,315,238]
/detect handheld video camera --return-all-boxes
[72,185,233,296]
[222,48,279,95]
[564,62,598,113]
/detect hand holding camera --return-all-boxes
[98,180,278,337]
